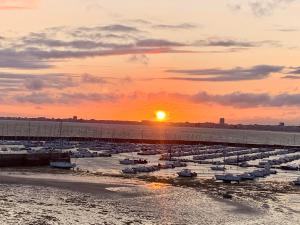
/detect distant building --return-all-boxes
[219,118,225,125]
[279,122,285,127]
[72,116,78,120]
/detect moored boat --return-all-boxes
[293,177,300,185]
[211,166,226,171]
[122,168,137,174]
[215,173,241,183]
[50,161,76,169]
[120,159,135,165]
[177,169,197,177]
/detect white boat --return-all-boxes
[177,169,197,177]
[293,177,300,185]
[50,161,76,169]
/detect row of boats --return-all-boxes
[215,166,277,183]
[122,160,187,174]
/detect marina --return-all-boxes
[0,122,299,224]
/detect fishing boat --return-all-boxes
[177,169,197,177]
[50,161,76,169]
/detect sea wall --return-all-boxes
[0,152,70,167]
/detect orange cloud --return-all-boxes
[0,0,39,10]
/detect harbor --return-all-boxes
[0,120,299,224]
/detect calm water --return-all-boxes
[1,119,300,146]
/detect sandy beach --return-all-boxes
[0,168,299,225]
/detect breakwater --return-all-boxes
[0,152,70,167]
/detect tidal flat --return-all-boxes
[0,168,299,225]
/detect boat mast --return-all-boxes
[59,120,63,151]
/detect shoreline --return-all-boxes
[1,167,299,204]
[1,167,299,224]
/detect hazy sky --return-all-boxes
[1,0,300,124]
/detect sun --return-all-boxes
[155,110,167,121]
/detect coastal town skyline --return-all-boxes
[1,0,300,124]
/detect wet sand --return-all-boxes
[0,168,299,225]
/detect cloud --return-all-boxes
[166,65,284,81]
[81,73,108,84]
[14,92,55,104]
[7,88,300,108]
[194,38,280,48]
[141,91,300,108]
[190,91,300,108]
[12,92,121,105]
[228,0,295,16]
[153,23,197,30]
[0,24,194,69]
[0,0,38,10]
[136,39,186,47]
[282,75,300,79]
[0,49,53,69]
[288,67,300,74]
[127,54,149,65]
[0,72,76,91]
[101,24,140,33]
[195,38,257,47]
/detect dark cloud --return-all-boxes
[288,67,300,74]
[136,39,186,47]
[8,88,300,108]
[101,24,140,32]
[166,65,284,81]
[81,73,108,84]
[12,92,121,105]
[14,92,54,104]
[22,37,134,50]
[127,54,149,65]
[0,72,75,91]
[175,91,300,108]
[0,24,193,69]
[195,39,257,47]
[20,47,190,60]
[282,75,300,79]
[274,28,300,32]
[153,23,197,30]
[0,49,53,69]
[194,38,279,48]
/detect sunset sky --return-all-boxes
[1,0,300,124]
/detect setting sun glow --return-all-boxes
[156,110,167,121]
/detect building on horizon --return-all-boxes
[219,118,225,125]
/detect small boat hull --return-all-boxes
[50,162,76,169]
